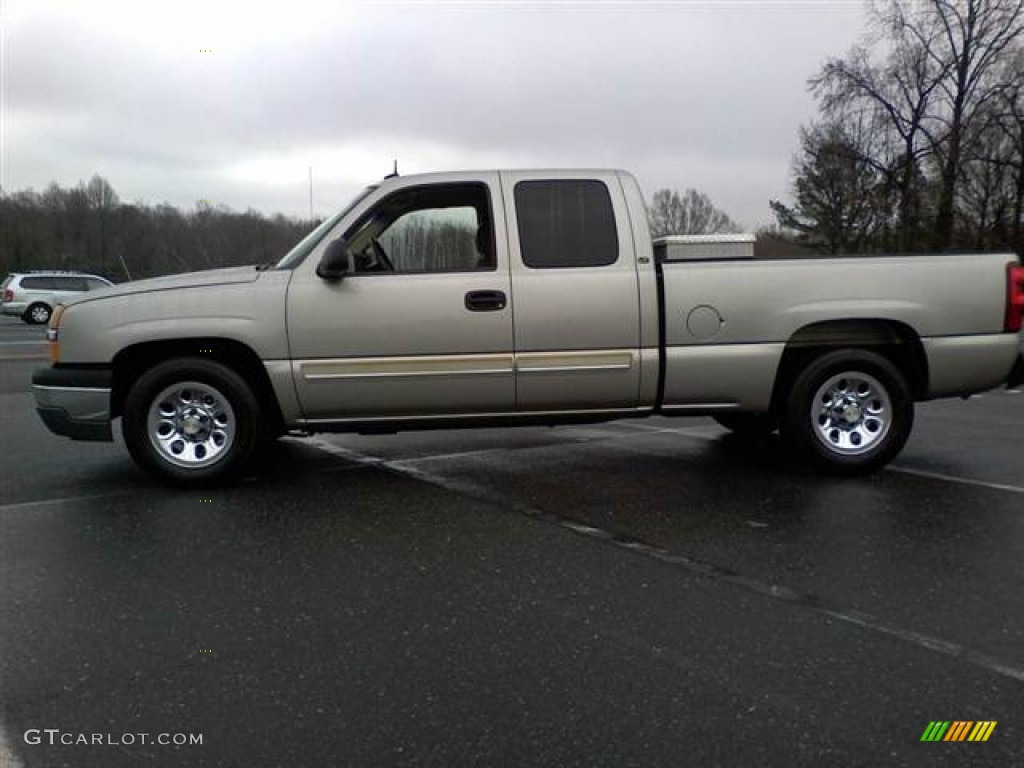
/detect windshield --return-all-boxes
[274,185,378,269]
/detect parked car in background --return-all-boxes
[1,271,114,324]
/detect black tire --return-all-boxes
[781,349,913,475]
[24,303,52,325]
[122,357,266,485]
[713,413,777,437]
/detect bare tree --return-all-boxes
[788,0,1024,253]
[986,50,1024,252]
[958,79,1020,249]
[647,188,738,238]
[812,5,950,250]
[771,121,885,254]
[891,0,1024,249]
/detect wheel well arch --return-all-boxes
[770,319,929,410]
[110,338,284,433]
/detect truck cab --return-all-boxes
[283,170,659,424]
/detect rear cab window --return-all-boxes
[513,180,618,268]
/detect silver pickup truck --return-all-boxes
[32,169,1024,484]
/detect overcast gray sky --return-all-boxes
[2,0,867,229]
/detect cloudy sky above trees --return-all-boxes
[3,0,867,227]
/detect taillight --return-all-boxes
[1007,263,1024,333]
[2,289,12,302]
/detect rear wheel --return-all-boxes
[713,413,777,437]
[122,358,265,485]
[24,303,52,325]
[782,349,913,475]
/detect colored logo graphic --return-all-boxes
[920,721,997,742]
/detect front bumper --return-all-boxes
[32,367,114,442]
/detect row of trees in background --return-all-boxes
[773,0,1024,255]
[646,188,739,238]
[0,175,312,281]
[0,174,745,280]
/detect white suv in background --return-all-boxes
[1,271,114,324]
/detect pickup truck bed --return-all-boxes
[658,254,1019,410]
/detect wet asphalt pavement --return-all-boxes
[1,318,1022,767]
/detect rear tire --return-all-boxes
[782,349,913,475]
[24,303,52,325]
[713,413,777,437]
[122,357,266,485]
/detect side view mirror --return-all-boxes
[316,238,350,280]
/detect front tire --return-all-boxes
[122,358,265,485]
[782,350,913,475]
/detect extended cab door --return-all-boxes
[500,171,643,411]
[285,175,514,421]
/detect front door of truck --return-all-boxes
[286,176,514,422]
[499,171,642,411]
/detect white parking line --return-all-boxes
[0,492,135,514]
[0,340,46,346]
[620,423,1024,495]
[302,436,1024,684]
[887,466,1024,495]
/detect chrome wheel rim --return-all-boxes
[147,381,235,468]
[811,371,891,456]
[31,305,50,323]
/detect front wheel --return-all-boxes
[122,358,265,485]
[782,350,913,475]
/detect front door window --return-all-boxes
[344,183,495,274]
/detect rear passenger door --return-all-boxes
[500,172,641,411]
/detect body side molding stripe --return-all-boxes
[299,349,644,381]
